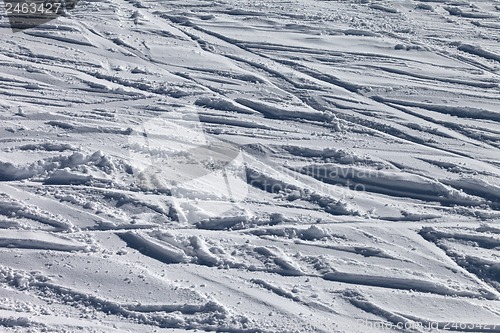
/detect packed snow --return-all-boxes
[0,0,499,332]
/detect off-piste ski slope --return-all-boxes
[0,0,499,332]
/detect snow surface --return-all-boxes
[0,0,499,332]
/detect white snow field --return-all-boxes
[0,0,499,332]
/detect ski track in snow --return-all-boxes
[0,0,499,331]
